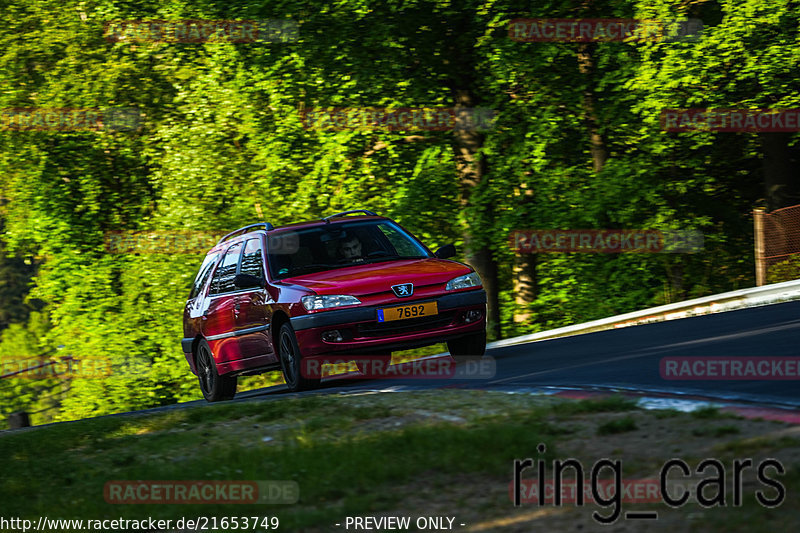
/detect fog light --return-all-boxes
[322,330,344,342]
[464,310,482,323]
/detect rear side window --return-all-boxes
[210,243,242,295]
[189,253,219,299]
[240,238,265,279]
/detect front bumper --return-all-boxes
[290,288,486,355]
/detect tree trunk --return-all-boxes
[513,184,537,323]
[513,253,537,323]
[577,43,607,173]
[452,89,501,339]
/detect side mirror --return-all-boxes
[234,273,266,290]
[434,244,456,259]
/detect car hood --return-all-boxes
[282,258,472,296]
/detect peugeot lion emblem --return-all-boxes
[392,283,414,298]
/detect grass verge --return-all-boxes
[2,390,799,532]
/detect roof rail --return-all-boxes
[217,222,275,245]
[322,209,378,223]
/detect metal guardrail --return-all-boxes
[0,355,79,380]
[489,279,800,349]
[0,355,77,429]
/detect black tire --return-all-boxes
[447,329,487,359]
[196,339,237,402]
[278,322,321,392]
[355,353,392,376]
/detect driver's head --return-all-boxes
[339,233,362,259]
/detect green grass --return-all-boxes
[652,409,681,419]
[0,391,566,530]
[714,435,800,456]
[692,425,740,438]
[690,406,726,419]
[596,416,638,435]
[3,390,797,532]
[551,394,638,416]
[391,343,448,363]
[697,467,800,533]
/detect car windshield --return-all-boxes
[267,219,431,279]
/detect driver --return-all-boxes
[338,232,364,261]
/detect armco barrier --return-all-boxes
[489,279,800,349]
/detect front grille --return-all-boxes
[356,310,457,337]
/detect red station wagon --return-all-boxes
[181,210,487,401]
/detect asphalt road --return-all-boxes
[14,300,793,430]
[242,300,800,408]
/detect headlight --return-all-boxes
[445,272,482,290]
[302,295,361,311]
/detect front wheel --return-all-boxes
[447,330,487,359]
[196,339,237,402]
[279,322,321,392]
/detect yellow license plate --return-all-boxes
[377,301,438,322]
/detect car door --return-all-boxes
[204,242,242,364]
[232,236,276,362]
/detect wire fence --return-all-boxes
[754,204,800,285]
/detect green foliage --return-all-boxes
[0,0,786,422]
[767,254,800,284]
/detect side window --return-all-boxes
[240,238,265,279]
[189,253,219,299]
[209,243,242,295]
[378,223,425,256]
